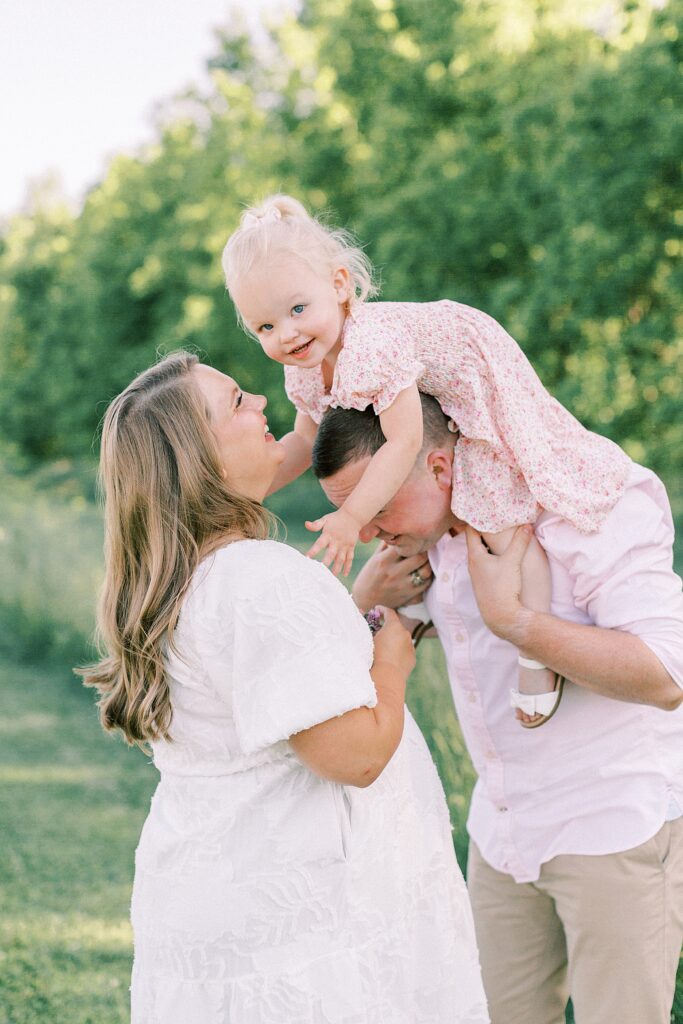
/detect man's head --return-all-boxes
[312,394,463,556]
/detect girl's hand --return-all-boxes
[305,508,361,576]
[371,607,416,679]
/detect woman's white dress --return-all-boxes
[131,540,489,1023]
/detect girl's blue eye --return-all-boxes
[292,304,305,314]
[260,324,273,332]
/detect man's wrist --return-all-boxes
[503,605,535,649]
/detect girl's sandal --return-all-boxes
[510,658,566,729]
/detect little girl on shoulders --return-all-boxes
[221,195,631,727]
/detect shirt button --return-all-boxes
[467,692,477,703]
[498,806,508,813]
[441,572,450,582]
[454,632,465,643]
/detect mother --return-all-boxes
[82,351,488,1024]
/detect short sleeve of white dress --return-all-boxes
[194,541,377,756]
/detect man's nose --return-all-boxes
[359,524,379,543]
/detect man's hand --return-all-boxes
[465,524,533,646]
[466,524,682,710]
[352,542,433,613]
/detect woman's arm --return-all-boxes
[289,609,414,787]
[266,411,317,496]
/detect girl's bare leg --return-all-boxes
[483,527,555,724]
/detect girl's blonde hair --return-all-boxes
[222,194,378,331]
[78,350,274,746]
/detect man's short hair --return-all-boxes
[311,393,454,480]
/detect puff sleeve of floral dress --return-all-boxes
[284,300,631,533]
[130,540,490,1024]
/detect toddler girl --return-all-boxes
[222,195,631,727]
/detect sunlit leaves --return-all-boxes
[0,0,679,538]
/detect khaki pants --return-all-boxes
[467,818,683,1024]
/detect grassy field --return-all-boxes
[0,658,153,1024]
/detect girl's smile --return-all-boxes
[290,339,314,358]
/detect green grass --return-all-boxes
[0,659,155,1024]
[0,462,102,666]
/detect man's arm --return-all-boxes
[352,544,438,639]
[465,525,683,712]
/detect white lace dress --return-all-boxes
[130,540,489,1024]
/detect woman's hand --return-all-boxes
[352,543,432,612]
[372,607,416,679]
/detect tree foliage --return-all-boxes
[0,0,681,528]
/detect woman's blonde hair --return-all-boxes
[79,350,274,746]
[222,194,378,332]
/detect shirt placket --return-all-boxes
[431,546,528,880]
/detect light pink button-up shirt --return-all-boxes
[425,462,683,883]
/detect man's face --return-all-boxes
[320,453,460,557]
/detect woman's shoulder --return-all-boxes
[193,539,352,608]
[182,540,372,669]
[201,537,300,584]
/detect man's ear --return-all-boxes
[426,449,453,490]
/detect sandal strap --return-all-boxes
[510,688,562,716]
[518,656,547,671]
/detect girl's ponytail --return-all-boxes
[223,194,378,326]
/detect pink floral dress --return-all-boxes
[284,300,631,533]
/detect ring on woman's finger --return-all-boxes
[410,570,426,587]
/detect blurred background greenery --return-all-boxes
[1,0,682,1020]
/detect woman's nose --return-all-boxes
[358,524,379,543]
[245,392,267,410]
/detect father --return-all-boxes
[312,395,683,1024]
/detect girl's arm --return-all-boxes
[289,609,414,787]
[306,384,423,574]
[344,384,423,524]
[266,411,318,496]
